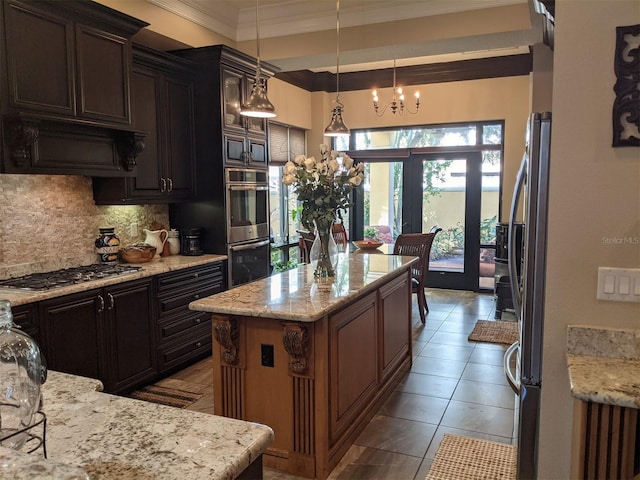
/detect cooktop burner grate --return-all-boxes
[0,264,142,291]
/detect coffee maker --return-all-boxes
[180,227,203,256]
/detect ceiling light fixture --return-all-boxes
[324,0,349,138]
[240,0,276,118]
[372,58,420,116]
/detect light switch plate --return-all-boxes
[597,267,640,302]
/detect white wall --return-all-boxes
[538,2,640,478]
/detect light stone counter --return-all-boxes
[189,252,417,322]
[7,370,273,479]
[567,325,640,408]
[0,254,226,307]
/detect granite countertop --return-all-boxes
[0,254,227,307]
[6,370,273,479]
[567,325,640,409]
[190,252,417,322]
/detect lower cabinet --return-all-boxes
[39,278,157,394]
[156,262,225,373]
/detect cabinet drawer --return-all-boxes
[158,324,212,373]
[156,263,224,293]
[11,303,39,341]
[158,281,223,316]
[158,311,211,344]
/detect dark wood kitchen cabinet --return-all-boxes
[173,46,277,189]
[1,0,145,125]
[93,46,197,204]
[155,262,225,373]
[38,278,157,394]
[0,0,148,176]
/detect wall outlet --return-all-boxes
[597,267,640,302]
[261,344,274,367]
[130,222,138,237]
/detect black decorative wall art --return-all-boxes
[613,24,640,147]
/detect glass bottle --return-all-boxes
[0,299,44,449]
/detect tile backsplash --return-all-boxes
[0,174,169,270]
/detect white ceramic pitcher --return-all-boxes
[143,229,168,258]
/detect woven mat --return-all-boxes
[425,434,516,480]
[129,385,203,409]
[468,320,518,345]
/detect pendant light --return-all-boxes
[324,0,349,137]
[240,0,276,118]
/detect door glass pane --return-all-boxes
[423,159,466,273]
[479,150,500,290]
[363,162,402,243]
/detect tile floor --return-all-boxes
[155,288,517,480]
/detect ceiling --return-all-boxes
[144,0,552,73]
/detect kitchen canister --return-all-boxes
[95,227,120,264]
[168,229,181,255]
[0,299,46,449]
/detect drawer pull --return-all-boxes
[194,318,201,324]
[195,342,202,348]
[193,294,200,299]
[193,273,199,278]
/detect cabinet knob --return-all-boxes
[195,342,202,348]
[193,273,199,278]
[193,294,200,299]
[194,318,201,324]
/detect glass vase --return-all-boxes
[310,219,338,278]
[0,299,45,450]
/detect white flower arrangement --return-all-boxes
[283,144,365,229]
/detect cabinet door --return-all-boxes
[39,289,102,381]
[104,279,156,393]
[164,76,195,200]
[224,132,248,166]
[247,136,267,167]
[75,24,131,124]
[3,1,76,115]
[222,69,244,131]
[127,67,163,199]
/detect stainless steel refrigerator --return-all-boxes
[504,112,551,480]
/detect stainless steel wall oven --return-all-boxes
[226,168,269,244]
[227,238,271,288]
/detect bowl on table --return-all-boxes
[119,243,157,263]
[353,240,384,250]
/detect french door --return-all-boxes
[353,151,485,291]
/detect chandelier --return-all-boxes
[372,59,420,116]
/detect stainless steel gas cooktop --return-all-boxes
[0,264,142,291]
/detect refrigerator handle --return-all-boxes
[504,340,520,394]
[508,152,527,321]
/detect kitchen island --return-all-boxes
[6,370,274,479]
[190,252,417,479]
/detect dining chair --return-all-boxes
[297,230,315,263]
[331,223,348,251]
[393,230,441,324]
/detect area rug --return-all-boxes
[468,320,518,345]
[425,434,516,480]
[129,385,203,409]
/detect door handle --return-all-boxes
[504,340,520,394]
[167,178,173,192]
[160,177,167,192]
[107,293,114,310]
[97,294,105,314]
[508,153,527,320]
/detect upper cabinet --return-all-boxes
[174,45,277,194]
[0,0,148,176]
[93,45,197,204]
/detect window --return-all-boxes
[268,123,306,269]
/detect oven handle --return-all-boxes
[230,239,270,251]
[228,185,268,191]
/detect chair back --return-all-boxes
[332,223,348,250]
[393,232,439,283]
[297,230,316,264]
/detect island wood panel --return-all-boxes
[210,268,413,479]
